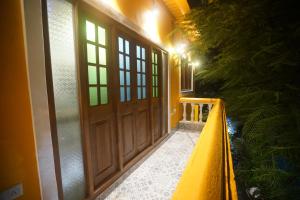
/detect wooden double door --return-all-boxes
[78,4,168,195]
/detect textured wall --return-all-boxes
[0,0,41,199]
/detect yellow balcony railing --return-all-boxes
[173,98,238,200]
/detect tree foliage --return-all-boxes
[177,0,300,199]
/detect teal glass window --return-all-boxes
[118,36,131,102]
[136,45,147,100]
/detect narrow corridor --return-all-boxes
[98,130,200,200]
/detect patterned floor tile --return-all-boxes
[97,130,200,200]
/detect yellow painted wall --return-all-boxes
[116,0,175,46]
[0,1,41,199]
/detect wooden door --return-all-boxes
[116,35,151,165]
[78,3,167,194]
[151,50,162,142]
[79,15,119,187]
[116,34,136,164]
[135,44,151,152]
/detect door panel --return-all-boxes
[91,117,118,184]
[136,109,149,151]
[153,105,161,141]
[121,113,135,163]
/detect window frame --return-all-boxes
[180,56,194,94]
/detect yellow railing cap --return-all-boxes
[179,97,218,104]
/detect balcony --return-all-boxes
[95,98,237,200]
[1,1,238,200]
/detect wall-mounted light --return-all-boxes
[175,43,187,55]
[192,60,201,68]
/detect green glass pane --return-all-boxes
[152,64,155,74]
[152,76,155,86]
[98,26,106,45]
[155,53,158,63]
[86,20,95,42]
[87,43,96,64]
[152,52,154,63]
[99,67,107,85]
[98,47,106,65]
[156,87,158,97]
[152,87,155,97]
[100,86,108,104]
[156,75,158,86]
[88,65,97,85]
[155,65,158,74]
[89,87,98,106]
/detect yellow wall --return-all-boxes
[116,0,174,46]
[0,1,41,199]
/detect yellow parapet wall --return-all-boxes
[172,99,238,200]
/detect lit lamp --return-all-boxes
[192,60,201,68]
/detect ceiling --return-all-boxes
[161,0,190,19]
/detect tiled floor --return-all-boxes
[97,129,200,200]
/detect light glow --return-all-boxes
[167,45,175,55]
[142,8,161,43]
[99,0,121,13]
[175,43,187,55]
[192,60,202,68]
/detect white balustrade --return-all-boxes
[182,102,187,122]
[190,103,195,122]
[180,101,214,124]
[199,103,203,123]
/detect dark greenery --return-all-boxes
[177,0,300,199]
